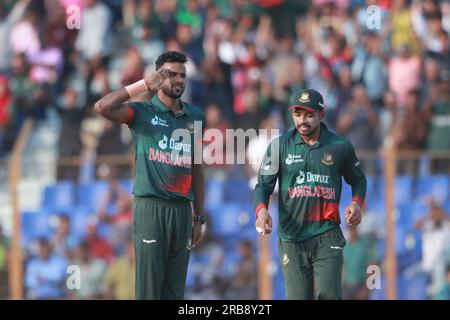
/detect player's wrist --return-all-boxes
[193,215,206,225]
[351,196,363,208]
[255,203,267,218]
[124,79,149,98]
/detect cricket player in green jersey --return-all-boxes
[254,88,367,300]
[94,51,206,300]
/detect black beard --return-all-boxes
[162,86,184,99]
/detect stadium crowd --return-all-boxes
[0,0,449,299]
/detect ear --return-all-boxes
[318,110,325,120]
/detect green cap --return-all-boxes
[289,89,324,112]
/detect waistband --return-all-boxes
[134,195,191,205]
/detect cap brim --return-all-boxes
[289,105,316,112]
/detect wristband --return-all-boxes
[255,203,267,217]
[124,79,149,98]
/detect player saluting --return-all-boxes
[254,88,367,300]
[94,51,206,300]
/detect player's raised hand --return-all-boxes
[255,207,272,235]
[144,68,169,92]
[345,201,362,226]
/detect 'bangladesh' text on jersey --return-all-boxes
[254,123,367,242]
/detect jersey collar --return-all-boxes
[151,95,192,117]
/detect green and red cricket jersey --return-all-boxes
[254,123,367,242]
[127,95,205,201]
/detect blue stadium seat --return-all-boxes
[42,181,75,211]
[21,210,51,246]
[340,180,352,204]
[120,179,133,193]
[223,178,252,204]
[204,178,225,211]
[208,202,256,238]
[209,203,243,237]
[416,175,450,202]
[397,203,414,229]
[66,207,93,238]
[378,176,413,205]
[411,199,429,223]
[77,181,108,212]
[272,266,285,300]
[398,275,428,300]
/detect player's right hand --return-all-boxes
[144,68,169,92]
[255,207,272,235]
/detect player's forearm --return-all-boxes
[351,175,367,207]
[94,88,130,118]
[253,183,272,213]
[192,163,205,216]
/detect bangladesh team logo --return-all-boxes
[187,122,195,133]
[282,253,290,266]
[299,92,310,103]
[321,152,334,166]
[186,238,192,250]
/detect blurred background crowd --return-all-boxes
[0,0,449,300]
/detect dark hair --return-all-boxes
[155,51,188,70]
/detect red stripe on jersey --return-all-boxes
[126,105,134,125]
[165,174,192,195]
[304,201,340,222]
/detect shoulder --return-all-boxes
[183,101,205,120]
[128,100,152,110]
[326,129,354,150]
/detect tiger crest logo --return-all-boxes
[321,152,334,165]
[186,238,192,250]
[299,92,310,103]
[282,253,290,266]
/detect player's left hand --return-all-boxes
[345,201,362,226]
[192,222,203,248]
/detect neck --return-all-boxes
[157,90,180,112]
[300,124,321,145]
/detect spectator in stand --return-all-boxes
[51,214,79,260]
[56,87,85,181]
[0,0,30,73]
[74,0,112,63]
[342,226,378,300]
[98,191,132,256]
[104,240,135,300]
[0,76,11,156]
[120,47,145,87]
[351,31,387,104]
[225,240,258,300]
[390,0,420,55]
[423,70,450,173]
[0,225,9,299]
[202,102,230,173]
[414,199,450,291]
[421,58,441,104]
[434,264,450,300]
[392,89,427,174]
[388,43,422,107]
[85,222,115,263]
[378,90,398,144]
[25,238,68,299]
[68,241,106,299]
[337,84,379,151]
